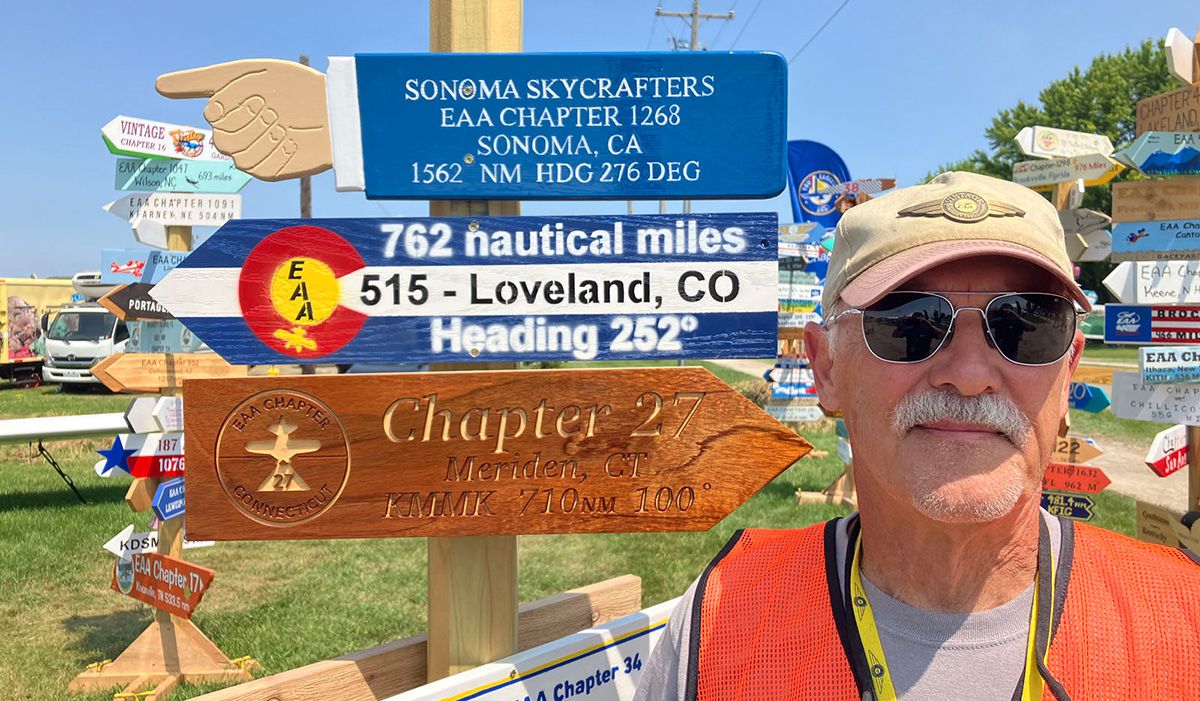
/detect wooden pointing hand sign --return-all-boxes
[156,60,332,180]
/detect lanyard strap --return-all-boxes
[845,522,1056,701]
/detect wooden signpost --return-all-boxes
[1137,500,1183,547]
[1014,126,1114,159]
[1114,131,1200,176]
[99,283,174,321]
[1146,424,1189,477]
[180,367,811,541]
[1111,177,1200,222]
[115,157,251,193]
[1136,84,1200,135]
[149,213,780,365]
[1051,435,1103,464]
[103,192,241,228]
[103,524,212,559]
[91,353,248,393]
[111,552,214,620]
[1011,153,1123,190]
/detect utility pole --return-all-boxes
[656,0,734,52]
[654,2,733,214]
[299,55,313,219]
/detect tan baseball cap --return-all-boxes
[822,171,1091,312]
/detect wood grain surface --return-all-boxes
[1136,83,1200,135]
[1111,177,1200,222]
[182,367,812,540]
[93,353,249,393]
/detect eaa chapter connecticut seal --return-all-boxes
[215,390,350,527]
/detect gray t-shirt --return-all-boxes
[633,511,1061,700]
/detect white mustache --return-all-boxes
[890,391,1032,446]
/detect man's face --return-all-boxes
[806,256,1082,523]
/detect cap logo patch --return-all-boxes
[897,191,1026,224]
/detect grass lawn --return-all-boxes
[1079,342,1138,364]
[0,367,1140,699]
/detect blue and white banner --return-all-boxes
[150,214,780,364]
[1112,219,1200,261]
[785,140,851,228]
[344,52,787,200]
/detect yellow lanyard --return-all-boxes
[847,535,1055,701]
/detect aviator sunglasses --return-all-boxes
[824,291,1086,366]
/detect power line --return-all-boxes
[708,0,739,48]
[645,14,663,50]
[727,0,764,50]
[787,0,852,64]
[656,1,734,52]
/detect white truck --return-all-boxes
[41,273,129,387]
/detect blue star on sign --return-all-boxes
[97,436,135,476]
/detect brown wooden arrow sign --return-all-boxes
[98,283,174,321]
[93,353,250,393]
[181,367,812,540]
[1050,435,1103,464]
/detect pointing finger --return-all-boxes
[214,107,278,157]
[210,95,266,132]
[156,59,298,99]
[234,122,288,171]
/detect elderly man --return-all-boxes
[634,172,1200,701]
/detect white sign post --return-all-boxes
[103,193,241,228]
[1112,371,1200,424]
[102,524,213,559]
[1104,261,1200,304]
[1015,126,1115,159]
[1012,154,1123,189]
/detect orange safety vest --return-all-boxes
[687,518,1200,700]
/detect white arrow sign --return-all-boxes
[102,524,213,559]
[1060,208,1112,237]
[1104,260,1200,304]
[133,219,169,250]
[1012,154,1123,189]
[124,397,159,434]
[1112,371,1200,424]
[1165,27,1196,86]
[101,115,232,163]
[153,396,184,432]
[103,193,241,228]
[1076,230,1112,262]
[1015,126,1115,159]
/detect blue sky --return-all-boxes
[0,0,1193,277]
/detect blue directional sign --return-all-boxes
[115,157,251,193]
[1068,382,1111,413]
[1114,132,1200,176]
[1112,220,1200,261]
[151,478,186,521]
[100,249,190,286]
[1041,492,1095,521]
[150,213,779,364]
[349,52,786,200]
